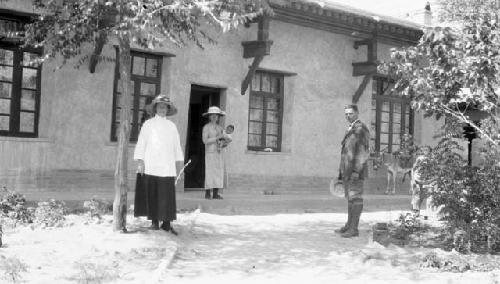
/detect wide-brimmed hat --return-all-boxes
[202,106,225,117]
[145,94,177,116]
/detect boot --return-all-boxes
[150,219,159,230]
[205,190,211,199]
[161,221,178,235]
[341,200,363,238]
[213,188,223,199]
[335,201,352,234]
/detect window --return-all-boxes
[0,46,41,137]
[371,77,413,153]
[111,50,162,142]
[247,71,284,151]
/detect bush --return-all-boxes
[33,199,67,228]
[0,188,34,225]
[83,198,111,220]
[418,138,500,253]
[0,256,28,283]
[391,213,422,240]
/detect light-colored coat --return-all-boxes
[203,123,225,189]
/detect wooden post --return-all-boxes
[113,33,132,233]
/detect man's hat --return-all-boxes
[145,94,177,116]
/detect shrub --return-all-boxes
[83,198,111,220]
[418,138,500,253]
[0,188,34,225]
[33,199,67,228]
[72,260,119,284]
[0,256,28,283]
[391,213,422,240]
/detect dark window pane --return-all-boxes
[380,134,389,144]
[140,82,156,97]
[248,121,263,134]
[22,68,37,89]
[270,76,280,94]
[266,110,279,123]
[0,115,9,130]
[382,101,390,112]
[261,73,270,92]
[248,134,261,147]
[381,112,389,122]
[392,122,401,133]
[266,135,278,148]
[145,58,159,77]
[22,52,40,67]
[249,109,263,121]
[21,90,36,111]
[20,112,34,133]
[251,73,261,91]
[393,111,401,123]
[250,95,263,108]
[0,82,11,98]
[0,98,10,114]
[266,98,279,110]
[0,66,13,81]
[266,122,279,135]
[394,103,401,113]
[0,49,14,65]
[132,56,145,76]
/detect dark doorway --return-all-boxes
[184,85,221,190]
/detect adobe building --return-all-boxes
[0,0,441,197]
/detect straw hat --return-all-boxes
[145,94,177,116]
[202,106,225,117]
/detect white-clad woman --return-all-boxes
[134,94,184,234]
[202,106,226,199]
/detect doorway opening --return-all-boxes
[184,84,223,190]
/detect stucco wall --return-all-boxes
[0,4,434,193]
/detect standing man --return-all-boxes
[134,94,184,235]
[335,104,370,238]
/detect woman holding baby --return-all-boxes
[202,106,232,200]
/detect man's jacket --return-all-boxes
[339,120,370,181]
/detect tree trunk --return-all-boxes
[113,34,132,232]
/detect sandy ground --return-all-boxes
[1,210,499,284]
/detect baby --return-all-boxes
[217,124,234,152]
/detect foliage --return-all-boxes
[24,0,271,67]
[380,0,500,151]
[71,260,119,284]
[417,138,500,253]
[83,198,111,220]
[0,187,34,225]
[33,199,67,228]
[391,212,423,240]
[0,256,28,283]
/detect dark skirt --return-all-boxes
[134,174,176,222]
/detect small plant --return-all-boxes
[0,255,28,283]
[83,198,111,220]
[34,199,67,228]
[391,212,422,240]
[72,260,119,284]
[0,188,34,225]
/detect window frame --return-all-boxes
[0,42,42,138]
[110,49,162,142]
[247,71,284,152]
[371,76,414,153]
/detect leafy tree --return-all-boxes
[383,0,500,253]
[382,0,500,154]
[23,0,270,232]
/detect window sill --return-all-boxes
[245,150,292,156]
[0,136,54,143]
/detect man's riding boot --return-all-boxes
[205,190,211,199]
[150,220,159,230]
[341,200,363,238]
[213,188,223,199]
[335,201,353,234]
